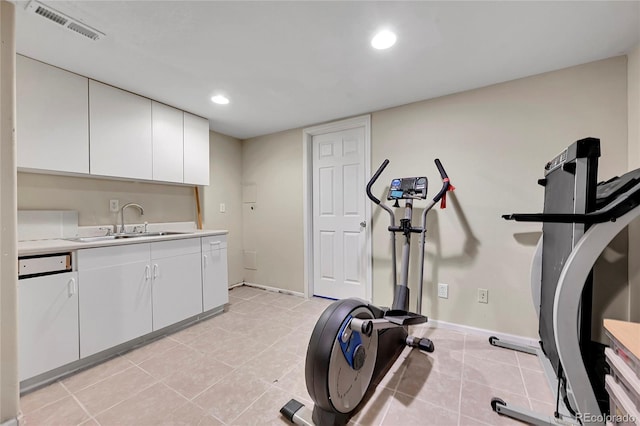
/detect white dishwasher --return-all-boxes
[18,253,79,382]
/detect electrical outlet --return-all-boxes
[437,283,448,299]
[220,203,226,213]
[109,199,119,212]
[478,288,489,304]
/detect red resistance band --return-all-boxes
[440,178,456,209]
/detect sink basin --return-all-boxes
[133,231,189,237]
[65,231,190,243]
[64,235,122,242]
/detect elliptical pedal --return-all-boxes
[406,335,435,352]
[383,310,428,326]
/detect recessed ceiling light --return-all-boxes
[371,30,396,50]
[211,95,230,105]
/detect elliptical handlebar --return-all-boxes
[367,158,452,207]
[432,158,451,203]
[366,159,390,205]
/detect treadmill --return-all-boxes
[489,137,640,425]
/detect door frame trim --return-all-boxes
[302,115,372,301]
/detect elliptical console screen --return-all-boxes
[387,177,428,200]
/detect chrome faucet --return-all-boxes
[119,203,144,233]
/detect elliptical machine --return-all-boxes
[281,158,454,426]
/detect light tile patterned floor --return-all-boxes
[20,286,555,425]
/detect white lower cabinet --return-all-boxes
[21,234,228,381]
[151,239,203,330]
[78,244,152,358]
[202,235,229,311]
[77,239,208,358]
[18,271,79,381]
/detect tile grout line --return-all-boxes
[22,291,527,425]
[78,377,161,420]
[515,350,534,410]
[19,382,71,416]
[393,387,461,415]
[463,351,522,368]
[20,290,311,425]
[225,291,319,422]
[62,359,138,395]
[460,376,529,398]
[154,383,195,425]
[457,333,467,426]
[178,364,238,403]
[379,347,411,426]
[225,383,272,424]
[375,389,395,426]
[58,381,99,425]
[121,337,181,367]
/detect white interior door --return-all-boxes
[312,126,368,300]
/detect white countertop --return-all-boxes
[18,229,228,256]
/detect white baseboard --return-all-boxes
[241,282,305,298]
[428,319,539,348]
[228,282,244,289]
[233,282,538,347]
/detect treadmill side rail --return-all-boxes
[554,206,640,422]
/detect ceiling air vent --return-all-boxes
[26,0,105,41]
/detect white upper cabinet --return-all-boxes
[89,80,152,180]
[16,58,210,185]
[152,101,184,183]
[16,55,89,174]
[183,112,210,185]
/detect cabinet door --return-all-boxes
[152,101,184,183]
[202,241,229,311]
[183,112,210,185]
[78,245,152,357]
[152,253,203,330]
[89,80,152,180]
[18,272,79,381]
[17,55,89,173]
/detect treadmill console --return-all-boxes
[387,177,428,200]
[544,149,568,175]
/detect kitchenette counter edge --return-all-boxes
[18,229,229,256]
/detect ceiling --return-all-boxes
[12,1,640,140]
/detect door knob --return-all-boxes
[360,221,366,228]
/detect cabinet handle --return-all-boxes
[203,254,207,267]
[145,265,151,280]
[68,278,76,296]
[153,264,159,279]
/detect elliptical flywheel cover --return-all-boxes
[305,298,378,414]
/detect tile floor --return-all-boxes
[20,285,556,425]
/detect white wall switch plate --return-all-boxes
[109,199,119,212]
[220,203,226,213]
[478,288,489,304]
[438,283,448,299]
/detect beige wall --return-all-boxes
[373,56,628,338]
[628,44,640,323]
[17,173,195,226]
[243,56,629,338]
[0,1,19,423]
[202,131,244,285]
[242,129,304,292]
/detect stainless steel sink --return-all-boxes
[64,235,122,242]
[65,231,190,243]
[134,231,188,237]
